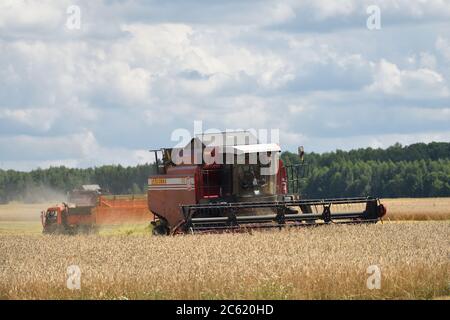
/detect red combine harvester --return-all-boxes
[41,185,153,234]
[148,132,386,235]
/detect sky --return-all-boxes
[0,0,449,171]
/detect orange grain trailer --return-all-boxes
[41,189,153,234]
[95,195,152,225]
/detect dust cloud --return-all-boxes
[21,185,68,204]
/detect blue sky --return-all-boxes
[0,0,449,171]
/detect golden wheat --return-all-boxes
[0,221,448,300]
[383,198,450,220]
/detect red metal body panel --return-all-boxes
[148,166,199,229]
[66,211,95,225]
[147,158,290,232]
[277,159,288,195]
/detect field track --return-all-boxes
[0,197,449,235]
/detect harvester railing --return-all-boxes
[285,163,309,194]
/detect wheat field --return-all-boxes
[0,198,449,299]
[0,221,448,300]
[383,198,450,221]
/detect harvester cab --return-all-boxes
[41,203,71,234]
[148,131,386,235]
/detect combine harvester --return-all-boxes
[41,185,153,234]
[148,132,386,235]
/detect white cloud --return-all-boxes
[0,131,154,170]
[367,59,448,97]
[310,0,356,19]
[418,52,437,69]
[0,0,66,31]
[219,96,271,128]
[0,108,60,131]
[300,130,450,153]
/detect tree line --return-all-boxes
[0,142,449,203]
[282,142,450,198]
[0,164,157,204]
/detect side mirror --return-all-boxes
[298,146,305,161]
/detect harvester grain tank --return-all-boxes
[41,185,153,234]
[147,132,386,235]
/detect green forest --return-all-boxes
[0,142,449,203]
[282,142,450,198]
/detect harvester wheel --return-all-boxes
[152,224,169,236]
